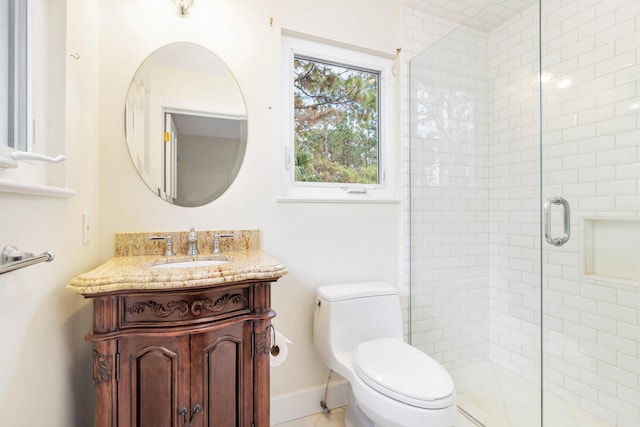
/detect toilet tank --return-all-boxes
[313,282,404,367]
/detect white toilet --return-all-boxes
[313,282,457,427]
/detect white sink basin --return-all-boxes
[149,259,228,269]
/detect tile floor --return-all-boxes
[273,361,612,427]
[450,361,612,427]
[272,406,477,426]
[272,407,345,427]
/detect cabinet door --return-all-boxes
[191,322,254,427]
[118,335,190,427]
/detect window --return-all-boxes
[1,0,30,152]
[0,0,71,196]
[293,56,380,185]
[281,35,395,202]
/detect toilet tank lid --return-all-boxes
[317,282,397,301]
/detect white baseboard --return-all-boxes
[270,381,349,425]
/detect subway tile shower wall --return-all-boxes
[404,1,639,426]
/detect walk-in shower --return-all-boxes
[409,1,639,426]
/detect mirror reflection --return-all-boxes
[125,42,247,207]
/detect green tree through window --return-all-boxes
[293,55,379,184]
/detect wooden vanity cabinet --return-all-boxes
[88,280,274,427]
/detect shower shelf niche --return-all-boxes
[583,218,640,286]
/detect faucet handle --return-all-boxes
[212,233,234,254]
[187,228,199,256]
[149,235,177,256]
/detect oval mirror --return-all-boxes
[124,42,247,207]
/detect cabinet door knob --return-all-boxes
[189,404,202,426]
[179,406,188,427]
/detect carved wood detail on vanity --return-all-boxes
[190,293,247,314]
[254,329,271,355]
[92,350,113,384]
[121,287,251,327]
[127,293,247,318]
[127,299,190,317]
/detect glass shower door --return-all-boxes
[540,1,640,426]
[409,0,639,425]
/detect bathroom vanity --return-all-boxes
[67,230,287,427]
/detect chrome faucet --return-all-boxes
[187,228,199,256]
[212,233,234,254]
[149,235,176,256]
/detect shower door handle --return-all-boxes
[544,196,570,246]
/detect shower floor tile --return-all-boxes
[450,361,612,427]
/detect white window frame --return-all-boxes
[0,0,73,197]
[280,34,396,203]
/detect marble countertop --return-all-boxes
[66,250,287,296]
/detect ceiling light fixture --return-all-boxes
[176,0,193,16]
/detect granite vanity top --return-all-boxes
[66,230,287,295]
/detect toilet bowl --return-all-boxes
[313,282,456,427]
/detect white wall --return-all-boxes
[0,0,100,426]
[98,0,402,419]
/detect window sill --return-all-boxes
[0,179,76,198]
[276,196,400,204]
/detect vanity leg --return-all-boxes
[253,281,274,427]
[91,340,117,427]
[254,319,271,427]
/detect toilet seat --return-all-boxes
[353,338,455,410]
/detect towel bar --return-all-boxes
[0,245,55,275]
